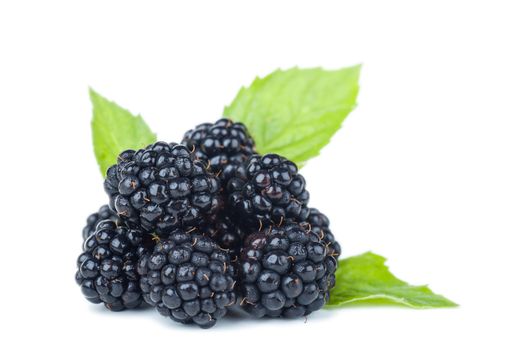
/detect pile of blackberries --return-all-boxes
[76,118,340,328]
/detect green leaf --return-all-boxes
[90,89,157,177]
[326,252,458,309]
[224,66,361,167]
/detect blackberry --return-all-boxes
[82,205,119,240]
[104,142,222,235]
[302,208,341,259]
[182,118,256,186]
[227,154,309,230]
[75,220,154,311]
[238,223,336,318]
[138,230,237,329]
[201,214,246,256]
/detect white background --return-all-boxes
[0,1,524,349]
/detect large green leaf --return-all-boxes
[327,252,458,308]
[90,89,157,176]
[224,66,361,167]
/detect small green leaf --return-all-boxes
[90,89,157,176]
[326,252,458,309]
[224,66,361,167]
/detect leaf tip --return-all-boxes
[88,86,102,103]
[429,293,459,308]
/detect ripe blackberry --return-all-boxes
[182,118,256,186]
[104,142,222,235]
[137,230,237,329]
[302,208,341,259]
[238,223,337,318]
[75,220,154,311]
[201,214,246,256]
[82,205,119,240]
[227,154,309,230]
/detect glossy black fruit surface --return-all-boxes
[182,118,256,187]
[302,208,341,259]
[227,154,309,230]
[76,220,154,311]
[138,230,237,328]
[238,223,336,318]
[104,142,222,235]
[82,205,119,240]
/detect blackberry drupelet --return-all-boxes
[75,220,154,311]
[201,214,246,256]
[182,118,256,186]
[82,205,119,240]
[104,142,222,235]
[227,154,310,230]
[137,230,237,329]
[302,208,341,259]
[238,223,337,318]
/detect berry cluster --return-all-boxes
[228,154,310,230]
[104,142,222,235]
[239,223,336,318]
[76,118,340,328]
[182,118,256,187]
[138,230,237,329]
